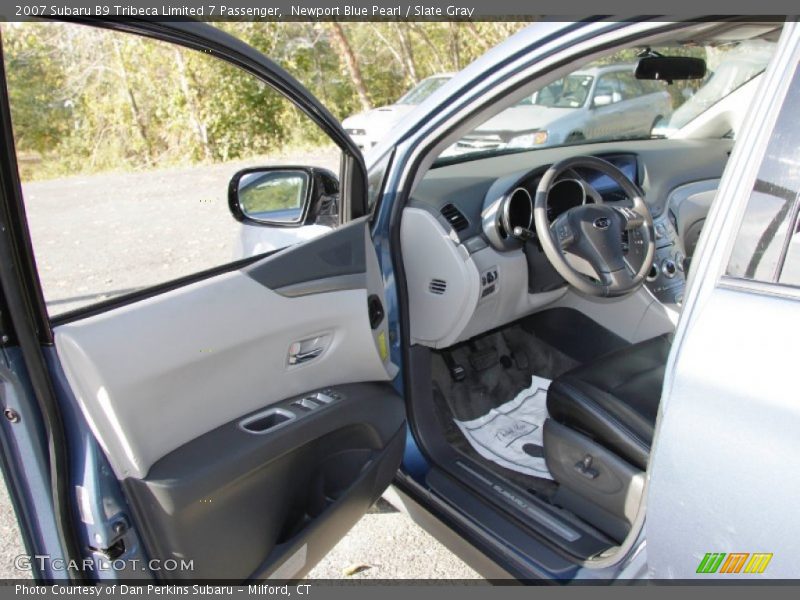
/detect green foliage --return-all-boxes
[2,24,71,166]
[1,21,529,181]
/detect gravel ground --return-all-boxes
[0,483,480,580]
[0,151,482,582]
[22,149,342,316]
[305,501,481,581]
[0,478,32,580]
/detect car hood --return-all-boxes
[343,104,416,133]
[469,105,575,136]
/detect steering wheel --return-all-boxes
[534,156,655,298]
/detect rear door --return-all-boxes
[647,24,800,579]
[0,20,404,581]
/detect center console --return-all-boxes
[645,214,687,305]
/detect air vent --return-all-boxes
[440,204,468,232]
[429,279,447,295]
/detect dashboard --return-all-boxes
[402,138,733,348]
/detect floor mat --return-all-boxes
[454,376,553,479]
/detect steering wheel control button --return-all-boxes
[557,224,573,246]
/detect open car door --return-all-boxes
[0,20,404,582]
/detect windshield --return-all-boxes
[397,76,452,105]
[437,38,778,165]
[522,75,594,108]
[659,41,775,131]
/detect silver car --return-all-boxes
[450,64,672,153]
[342,74,454,151]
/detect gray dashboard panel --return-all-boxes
[409,139,733,227]
[669,183,720,258]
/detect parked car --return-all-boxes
[342,73,453,150]
[446,64,672,154]
[2,17,798,586]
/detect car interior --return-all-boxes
[397,21,783,564]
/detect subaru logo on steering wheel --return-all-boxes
[593,216,611,230]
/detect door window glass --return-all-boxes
[726,66,800,285]
[1,22,342,316]
[594,74,623,104]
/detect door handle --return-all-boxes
[288,334,330,366]
[288,347,323,365]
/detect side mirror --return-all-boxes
[228,167,339,227]
[593,94,613,107]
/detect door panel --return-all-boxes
[51,218,405,579]
[124,382,405,580]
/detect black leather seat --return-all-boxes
[546,334,672,470]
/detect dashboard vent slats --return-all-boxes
[429,279,447,295]
[440,204,468,232]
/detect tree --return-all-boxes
[327,22,372,111]
[0,21,529,180]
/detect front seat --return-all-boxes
[542,334,671,541]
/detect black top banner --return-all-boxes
[0,0,797,20]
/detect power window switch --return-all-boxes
[294,397,320,410]
[313,392,336,404]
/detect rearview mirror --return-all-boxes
[635,56,706,82]
[228,167,339,227]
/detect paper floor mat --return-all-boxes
[454,376,553,479]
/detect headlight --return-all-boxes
[507,131,548,148]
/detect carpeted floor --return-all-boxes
[430,324,579,499]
